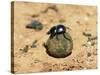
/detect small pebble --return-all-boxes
[82,32,92,37]
[26,20,43,31]
[34,59,41,63]
[76,21,81,25]
[59,19,66,23]
[87,41,92,45]
[91,42,95,46]
[31,14,39,18]
[82,44,87,47]
[87,52,91,57]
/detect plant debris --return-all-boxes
[19,40,38,53]
[20,45,29,53]
[88,36,97,41]
[30,40,37,48]
[82,31,97,46]
[82,44,88,47]
[82,32,92,37]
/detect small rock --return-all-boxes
[59,19,66,23]
[26,20,43,30]
[87,52,91,57]
[31,14,39,18]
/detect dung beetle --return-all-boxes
[47,24,68,40]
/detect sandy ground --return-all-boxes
[11,1,97,73]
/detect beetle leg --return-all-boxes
[56,34,59,40]
[63,33,70,40]
[43,43,47,48]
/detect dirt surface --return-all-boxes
[11,1,97,73]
